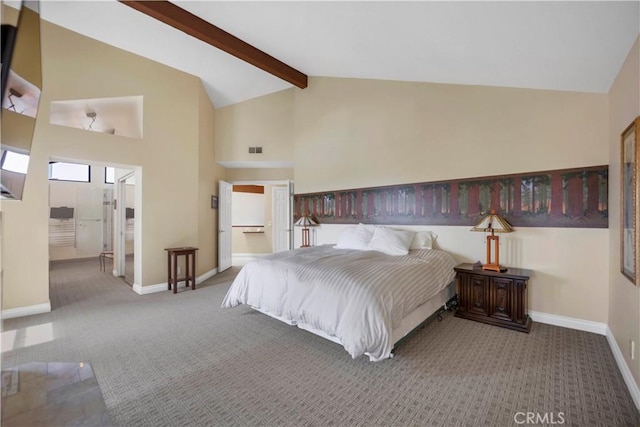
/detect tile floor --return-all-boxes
[1,362,111,426]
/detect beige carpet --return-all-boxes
[2,258,638,426]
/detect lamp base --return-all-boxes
[482,263,507,273]
[301,228,311,248]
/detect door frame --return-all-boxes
[218,180,233,272]
[271,184,292,253]
[116,171,134,278]
[46,157,142,293]
[114,167,142,290]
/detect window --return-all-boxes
[49,162,90,182]
[1,151,30,174]
[105,167,115,184]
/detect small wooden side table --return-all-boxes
[165,247,198,294]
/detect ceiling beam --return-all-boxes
[119,0,307,89]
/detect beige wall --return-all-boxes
[608,36,640,386]
[1,21,221,311]
[293,77,608,193]
[198,82,226,276]
[226,168,293,182]
[219,76,611,324]
[215,89,294,163]
[1,3,19,26]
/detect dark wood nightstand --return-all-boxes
[454,263,532,333]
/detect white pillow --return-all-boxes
[367,227,415,256]
[334,225,374,250]
[358,223,377,233]
[410,231,438,250]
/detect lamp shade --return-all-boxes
[470,211,513,272]
[294,215,319,227]
[295,214,318,248]
[470,212,513,233]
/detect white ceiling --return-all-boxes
[40,1,640,109]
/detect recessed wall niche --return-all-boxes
[49,95,143,139]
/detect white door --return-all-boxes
[116,172,135,278]
[272,186,290,253]
[218,180,232,272]
[76,188,103,257]
[287,180,294,249]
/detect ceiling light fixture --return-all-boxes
[86,111,97,131]
[7,88,23,112]
[84,111,116,134]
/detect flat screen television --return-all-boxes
[1,0,43,200]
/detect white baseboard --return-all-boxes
[132,282,165,295]
[529,310,607,335]
[531,310,639,411]
[133,267,219,295]
[197,268,218,284]
[232,253,266,266]
[2,302,51,319]
[606,326,640,411]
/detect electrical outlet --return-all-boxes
[177,266,182,275]
[631,340,636,360]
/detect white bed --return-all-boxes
[221,243,457,361]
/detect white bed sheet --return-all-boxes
[258,282,455,358]
[222,245,457,361]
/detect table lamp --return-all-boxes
[471,210,514,272]
[294,214,319,247]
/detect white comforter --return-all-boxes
[221,245,457,361]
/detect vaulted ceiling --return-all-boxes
[41,1,640,109]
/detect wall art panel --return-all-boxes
[294,165,608,228]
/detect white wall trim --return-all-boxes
[606,326,640,410]
[232,253,267,266]
[133,267,219,295]
[529,310,607,335]
[132,282,164,295]
[1,302,51,319]
[197,267,218,284]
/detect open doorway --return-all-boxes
[48,158,140,292]
[226,180,292,266]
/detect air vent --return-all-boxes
[248,146,263,154]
